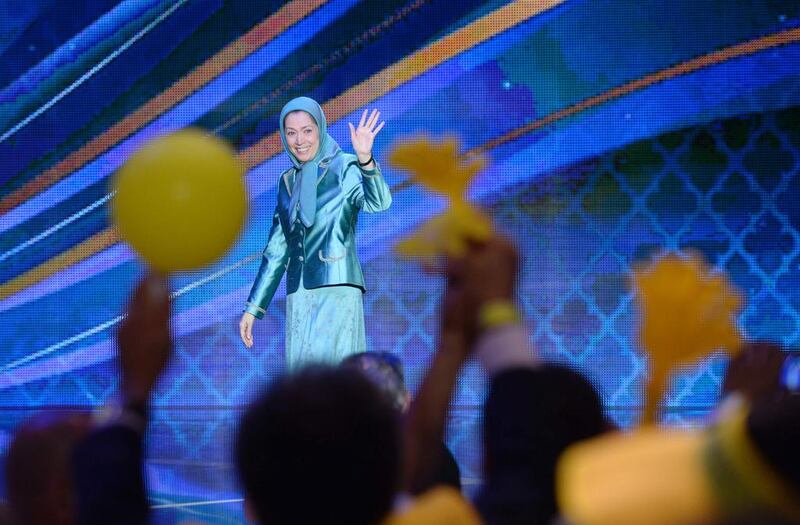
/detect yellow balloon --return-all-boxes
[111,129,247,272]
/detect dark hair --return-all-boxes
[236,366,401,525]
[747,394,800,490]
[341,352,463,493]
[341,352,408,412]
[477,364,607,525]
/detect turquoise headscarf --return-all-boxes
[279,97,341,228]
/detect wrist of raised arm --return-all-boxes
[359,159,380,177]
[356,150,372,164]
[477,300,520,332]
[437,331,470,363]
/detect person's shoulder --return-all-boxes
[328,152,359,171]
[340,152,359,164]
[326,152,361,181]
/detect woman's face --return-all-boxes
[284,110,320,163]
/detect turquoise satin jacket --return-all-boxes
[244,153,391,319]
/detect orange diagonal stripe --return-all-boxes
[466,26,800,158]
[0,0,329,215]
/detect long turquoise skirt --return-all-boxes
[284,275,366,370]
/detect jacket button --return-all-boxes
[298,256,304,262]
[298,242,302,248]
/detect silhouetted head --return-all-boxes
[478,364,607,525]
[341,352,409,412]
[236,366,401,525]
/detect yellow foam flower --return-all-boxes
[388,136,491,257]
[388,136,484,198]
[396,202,492,257]
[633,252,742,423]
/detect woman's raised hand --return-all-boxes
[348,109,385,166]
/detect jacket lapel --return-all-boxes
[318,158,331,183]
[282,168,296,196]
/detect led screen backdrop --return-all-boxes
[1,0,800,521]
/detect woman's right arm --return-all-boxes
[240,209,288,347]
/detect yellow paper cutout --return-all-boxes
[388,136,491,256]
[557,427,716,525]
[633,252,742,423]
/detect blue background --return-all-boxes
[1,0,800,522]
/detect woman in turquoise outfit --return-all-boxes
[239,97,391,369]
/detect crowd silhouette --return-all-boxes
[3,235,799,525]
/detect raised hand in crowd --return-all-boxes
[73,273,172,525]
[117,273,173,407]
[403,236,520,494]
[722,341,791,406]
